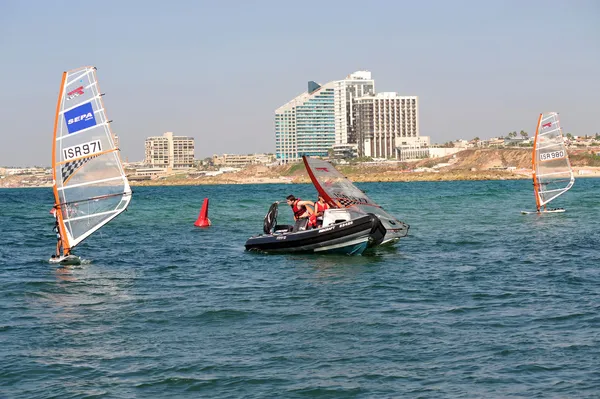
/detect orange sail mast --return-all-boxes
[531,113,543,212]
[51,71,71,255]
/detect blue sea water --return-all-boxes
[1,179,599,398]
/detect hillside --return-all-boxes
[119,147,600,187]
[246,148,600,183]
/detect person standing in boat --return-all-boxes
[286,195,314,221]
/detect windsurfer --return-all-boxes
[286,195,314,221]
[50,207,62,258]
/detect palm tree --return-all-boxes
[566,133,573,140]
[520,130,528,138]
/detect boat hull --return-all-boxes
[245,214,381,255]
[379,227,408,246]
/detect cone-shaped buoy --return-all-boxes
[194,198,212,227]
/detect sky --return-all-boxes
[0,0,598,167]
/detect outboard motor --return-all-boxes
[263,202,279,234]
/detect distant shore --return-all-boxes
[3,148,600,188]
[3,169,600,189]
[128,170,528,186]
[0,170,530,188]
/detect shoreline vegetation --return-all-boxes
[4,148,600,188]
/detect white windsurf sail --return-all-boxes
[51,66,132,255]
[302,156,409,244]
[531,112,574,211]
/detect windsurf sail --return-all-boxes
[302,156,409,244]
[51,66,132,255]
[531,112,574,211]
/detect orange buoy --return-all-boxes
[194,198,212,227]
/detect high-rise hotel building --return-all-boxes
[275,81,335,163]
[333,71,375,146]
[354,92,424,159]
[275,71,425,162]
[275,71,374,163]
[144,131,195,169]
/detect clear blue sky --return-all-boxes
[0,0,598,166]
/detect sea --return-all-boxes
[1,179,599,398]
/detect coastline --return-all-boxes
[4,148,600,188]
[128,170,530,187]
[3,169,600,189]
[4,167,600,189]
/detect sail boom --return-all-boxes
[56,191,131,207]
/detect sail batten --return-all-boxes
[59,94,103,114]
[66,69,94,86]
[537,171,572,178]
[64,209,121,223]
[57,175,124,190]
[55,123,108,140]
[56,148,118,166]
[51,66,131,254]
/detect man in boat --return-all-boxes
[309,195,330,228]
[50,207,63,258]
[286,195,314,221]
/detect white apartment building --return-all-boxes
[275,81,335,163]
[354,93,424,159]
[275,71,426,161]
[212,153,275,167]
[333,71,375,147]
[144,132,195,169]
